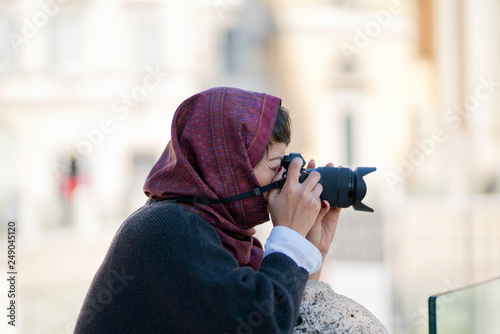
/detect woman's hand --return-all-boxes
[305,160,341,280]
[267,157,323,237]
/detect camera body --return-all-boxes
[280,153,376,212]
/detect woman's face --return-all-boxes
[253,142,287,201]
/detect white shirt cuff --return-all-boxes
[263,226,322,274]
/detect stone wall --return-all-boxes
[294,280,388,334]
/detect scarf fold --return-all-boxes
[143,87,281,270]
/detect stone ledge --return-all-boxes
[294,280,389,334]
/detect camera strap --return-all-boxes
[172,178,286,205]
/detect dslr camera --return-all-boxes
[281,153,376,212]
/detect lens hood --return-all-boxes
[353,167,376,212]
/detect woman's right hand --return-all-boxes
[266,157,323,237]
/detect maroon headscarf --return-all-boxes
[143,87,282,270]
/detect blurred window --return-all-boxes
[223,25,265,74]
[334,54,364,88]
[125,151,157,210]
[345,112,353,165]
[224,28,238,73]
[135,17,162,67]
[51,14,82,72]
[222,0,273,76]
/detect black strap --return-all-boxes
[172,178,286,205]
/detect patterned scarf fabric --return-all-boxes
[143,87,281,270]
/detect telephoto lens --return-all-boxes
[281,153,376,212]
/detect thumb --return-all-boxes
[266,166,285,202]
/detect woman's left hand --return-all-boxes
[305,160,341,280]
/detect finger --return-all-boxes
[321,200,331,212]
[307,159,316,169]
[310,200,330,233]
[267,166,285,201]
[311,181,323,199]
[303,170,321,191]
[325,162,334,168]
[282,157,303,188]
[317,200,330,220]
[273,166,285,182]
[331,206,341,214]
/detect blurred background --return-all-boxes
[0,0,499,333]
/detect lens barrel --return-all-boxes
[282,153,376,212]
[304,166,375,212]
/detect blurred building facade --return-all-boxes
[0,0,499,333]
[264,0,500,332]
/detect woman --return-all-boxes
[75,87,340,333]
